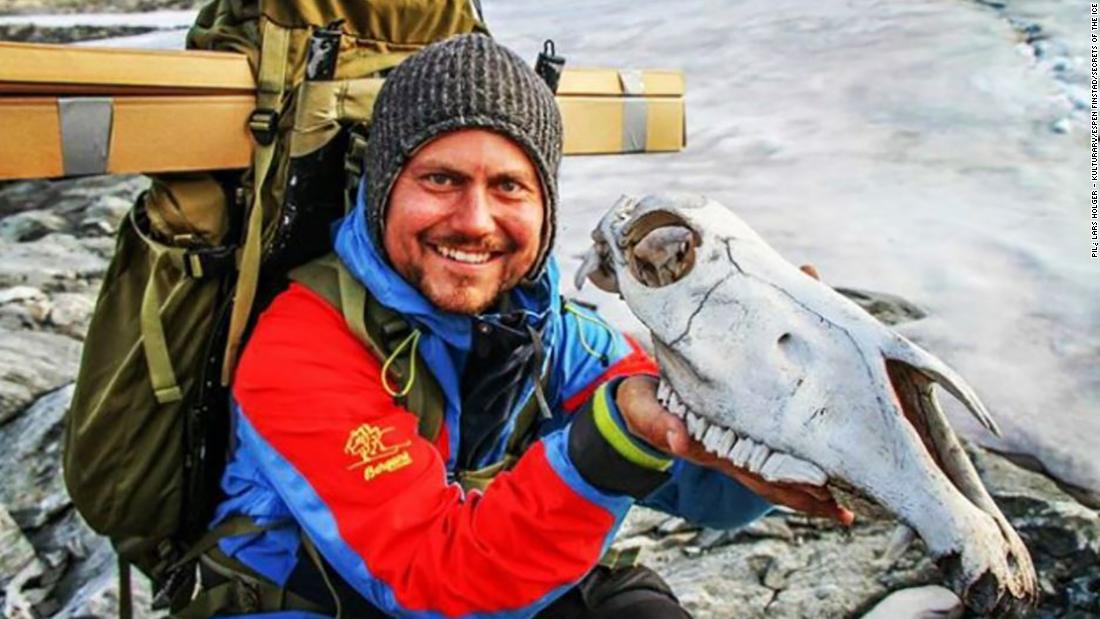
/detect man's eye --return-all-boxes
[425,173,454,186]
[497,179,520,193]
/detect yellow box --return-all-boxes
[560,96,684,155]
[0,96,254,179]
[0,43,684,179]
[0,41,255,95]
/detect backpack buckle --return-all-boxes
[184,245,238,279]
[248,108,279,146]
[534,39,566,93]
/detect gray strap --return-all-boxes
[618,70,647,153]
[59,97,112,176]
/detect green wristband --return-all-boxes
[592,383,674,472]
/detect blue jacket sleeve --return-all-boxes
[640,459,773,529]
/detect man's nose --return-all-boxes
[450,184,495,237]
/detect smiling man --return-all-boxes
[205,33,832,619]
[381,129,545,315]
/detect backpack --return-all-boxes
[63,1,487,613]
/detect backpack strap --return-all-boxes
[171,516,333,618]
[222,18,292,385]
[118,557,133,619]
[289,254,445,443]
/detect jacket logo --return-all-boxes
[345,424,412,481]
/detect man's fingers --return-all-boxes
[799,263,821,281]
[665,425,692,456]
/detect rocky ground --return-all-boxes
[0,175,1096,617]
[0,0,197,44]
[0,0,202,16]
[0,23,155,44]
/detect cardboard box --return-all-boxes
[0,96,254,179]
[0,43,684,179]
[0,41,255,96]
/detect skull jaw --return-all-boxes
[652,338,1037,617]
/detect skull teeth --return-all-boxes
[656,378,828,486]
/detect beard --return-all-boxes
[403,260,511,315]
[403,231,523,315]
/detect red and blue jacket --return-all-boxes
[211,201,772,618]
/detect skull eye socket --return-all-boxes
[626,212,699,288]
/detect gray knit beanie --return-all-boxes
[364,33,563,280]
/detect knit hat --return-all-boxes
[364,33,564,281]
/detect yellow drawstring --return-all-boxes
[381,329,421,398]
[564,304,613,364]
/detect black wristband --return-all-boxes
[568,393,672,499]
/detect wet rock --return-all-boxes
[0,330,79,424]
[2,550,66,619]
[985,449,1100,510]
[53,560,158,619]
[968,445,1100,617]
[0,174,141,211]
[0,504,36,589]
[0,181,53,218]
[0,286,45,306]
[86,195,133,223]
[47,292,95,339]
[28,508,103,569]
[0,385,74,529]
[31,509,125,618]
[45,515,126,617]
[835,287,927,325]
[80,194,132,237]
[618,506,669,539]
[0,0,205,15]
[0,234,108,290]
[860,585,962,619]
[690,527,740,551]
[0,287,50,330]
[654,516,939,619]
[657,516,698,536]
[607,448,1099,618]
[0,210,69,242]
[77,235,118,262]
[78,218,116,238]
[3,556,50,619]
[735,515,796,542]
[0,299,48,331]
[0,23,158,44]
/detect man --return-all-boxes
[210,33,838,618]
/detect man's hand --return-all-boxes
[615,376,854,524]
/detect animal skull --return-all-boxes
[576,194,1037,617]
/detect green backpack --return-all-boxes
[63,1,487,613]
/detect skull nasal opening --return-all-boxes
[626,211,700,288]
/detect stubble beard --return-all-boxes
[404,261,511,315]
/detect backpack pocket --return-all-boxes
[66,174,234,548]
